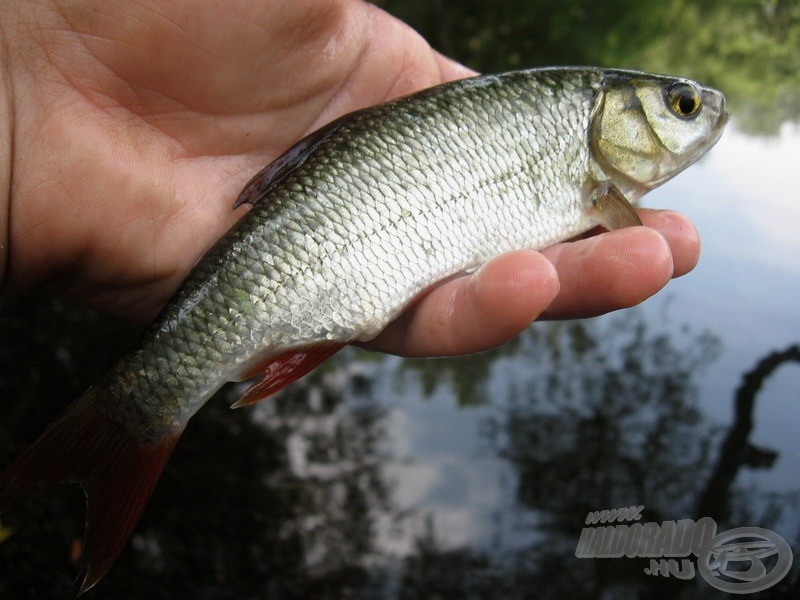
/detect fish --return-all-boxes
[0,67,728,592]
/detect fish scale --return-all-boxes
[0,67,728,593]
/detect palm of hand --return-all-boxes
[6,0,463,320]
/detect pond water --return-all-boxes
[1,1,799,598]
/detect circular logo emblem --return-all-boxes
[697,527,793,594]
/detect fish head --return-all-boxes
[590,71,730,199]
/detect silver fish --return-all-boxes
[0,67,728,592]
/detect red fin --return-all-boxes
[0,386,184,595]
[232,343,345,408]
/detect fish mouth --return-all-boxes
[710,112,730,142]
[709,108,731,147]
[698,87,730,155]
[705,87,730,131]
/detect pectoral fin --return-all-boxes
[589,182,642,230]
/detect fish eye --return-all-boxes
[665,83,702,119]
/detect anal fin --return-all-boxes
[232,343,345,408]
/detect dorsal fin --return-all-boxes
[233,112,356,209]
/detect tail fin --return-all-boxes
[0,386,184,594]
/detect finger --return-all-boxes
[543,215,688,319]
[572,209,700,276]
[362,249,559,357]
[639,209,700,277]
[434,51,478,81]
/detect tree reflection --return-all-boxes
[696,345,800,523]
[396,312,722,597]
[394,314,799,597]
[499,314,720,517]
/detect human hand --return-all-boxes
[0,0,699,357]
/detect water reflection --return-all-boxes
[697,345,800,523]
[2,295,797,597]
